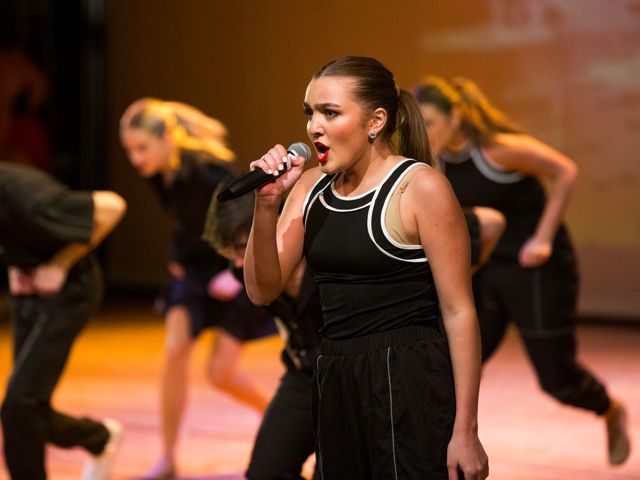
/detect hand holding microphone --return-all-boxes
[217,142,311,202]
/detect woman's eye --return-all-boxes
[303,108,313,119]
[325,110,338,118]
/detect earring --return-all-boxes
[368,130,377,140]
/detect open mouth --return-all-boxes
[314,142,329,164]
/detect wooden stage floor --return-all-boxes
[0,298,638,479]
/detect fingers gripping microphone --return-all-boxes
[217,142,311,203]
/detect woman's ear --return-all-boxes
[450,106,462,130]
[164,126,177,145]
[166,124,188,150]
[369,107,388,136]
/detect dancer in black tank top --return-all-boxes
[414,75,630,466]
[244,56,489,480]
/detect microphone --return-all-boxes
[217,142,311,203]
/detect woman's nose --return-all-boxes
[129,153,144,166]
[307,114,322,136]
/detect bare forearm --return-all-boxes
[48,191,126,271]
[443,309,482,434]
[46,243,92,271]
[244,198,285,305]
[535,164,578,243]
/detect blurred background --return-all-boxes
[2,0,639,321]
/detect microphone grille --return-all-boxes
[287,142,311,162]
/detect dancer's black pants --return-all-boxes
[246,367,316,480]
[477,257,610,415]
[1,257,109,480]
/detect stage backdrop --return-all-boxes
[105,0,640,320]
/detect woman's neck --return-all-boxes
[161,148,181,185]
[444,129,471,153]
[339,145,400,196]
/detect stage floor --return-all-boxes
[0,298,638,479]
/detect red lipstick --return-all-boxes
[315,142,329,164]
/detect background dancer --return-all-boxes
[204,188,322,480]
[413,75,630,466]
[0,161,126,480]
[119,99,276,480]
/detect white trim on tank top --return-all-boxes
[368,159,428,263]
[469,145,524,184]
[378,161,427,251]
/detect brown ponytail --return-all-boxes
[395,89,431,164]
[314,56,432,164]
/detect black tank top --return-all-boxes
[303,159,440,340]
[438,145,574,262]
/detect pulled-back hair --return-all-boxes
[413,76,523,144]
[314,56,431,165]
[120,98,235,162]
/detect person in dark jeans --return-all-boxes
[0,161,127,479]
[202,185,504,480]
